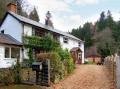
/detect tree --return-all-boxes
[71,22,93,48]
[0,0,8,23]
[94,28,116,57]
[97,11,106,31]
[106,10,115,29]
[45,11,54,28]
[29,7,40,22]
[0,0,29,23]
[16,0,28,17]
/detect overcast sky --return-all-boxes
[28,0,120,32]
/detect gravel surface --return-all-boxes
[51,65,114,89]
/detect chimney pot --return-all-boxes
[7,3,17,13]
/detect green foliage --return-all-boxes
[13,59,22,84]
[97,11,106,31]
[27,48,34,66]
[58,48,75,74]
[58,48,70,61]
[24,34,60,51]
[71,10,120,57]
[71,22,93,49]
[66,57,75,74]
[47,52,65,83]
[106,10,115,29]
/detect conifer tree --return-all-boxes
[29,7,40,22]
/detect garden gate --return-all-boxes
[32,60,50,86]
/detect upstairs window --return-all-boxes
[78,42,81,47]
[63,37,68,44]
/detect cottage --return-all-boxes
[0,33,22,68]
[0,3,84,68]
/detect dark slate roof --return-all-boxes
[7,11,83,42]
[0,33,22,46]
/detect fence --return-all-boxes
[104,54,120,89]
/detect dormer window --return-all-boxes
[78,42,81,47]
[63,37,68,44]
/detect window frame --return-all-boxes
[78,42,81,47]
[4,47,20,59]
[63,36,69,44]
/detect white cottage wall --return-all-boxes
[0,14,23,42]
[0,46,5,60]
[59,36,78,50]
[59,36,84,63]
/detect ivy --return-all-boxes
[23,34,60,51]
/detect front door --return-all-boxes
[77,52,82,64]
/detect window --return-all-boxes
[78,42,81,47]
[63,37,68,43]
[11,48,20,58]
[78,52,82,60]
[5,47,20,58]
[5,47,10,58]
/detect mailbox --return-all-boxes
[32,62,42,71]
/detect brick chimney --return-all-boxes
[7,3,17,13]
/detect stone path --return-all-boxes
[52,65,114,89]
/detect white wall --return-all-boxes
[23,24,32,59]
[0,14,23,42]
[59,36,78,50]
[0,46,4,60]
[0,45,23,68]
[81,42,85,63]
[24,24,32,36]
[59,36,85,63]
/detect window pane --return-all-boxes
[63,37,68,43]
[5,47,10,58]
[11,48,20,58]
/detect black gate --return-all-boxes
[32,60,50,86]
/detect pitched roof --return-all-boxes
[70,47,82,52]
[6,11,83,42]
[0,33,22,46]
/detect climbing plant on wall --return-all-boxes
[23,34,60,51]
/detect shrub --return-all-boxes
[58,48,70,61]
[37,52,65,83]
[66,57,75,74]
[13,59,22,84]
[0,68,14,85]
[48,52,65,83]
[58,49,75,74]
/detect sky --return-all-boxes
[28,0,120,32]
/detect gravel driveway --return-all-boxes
[52,65,114,89]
